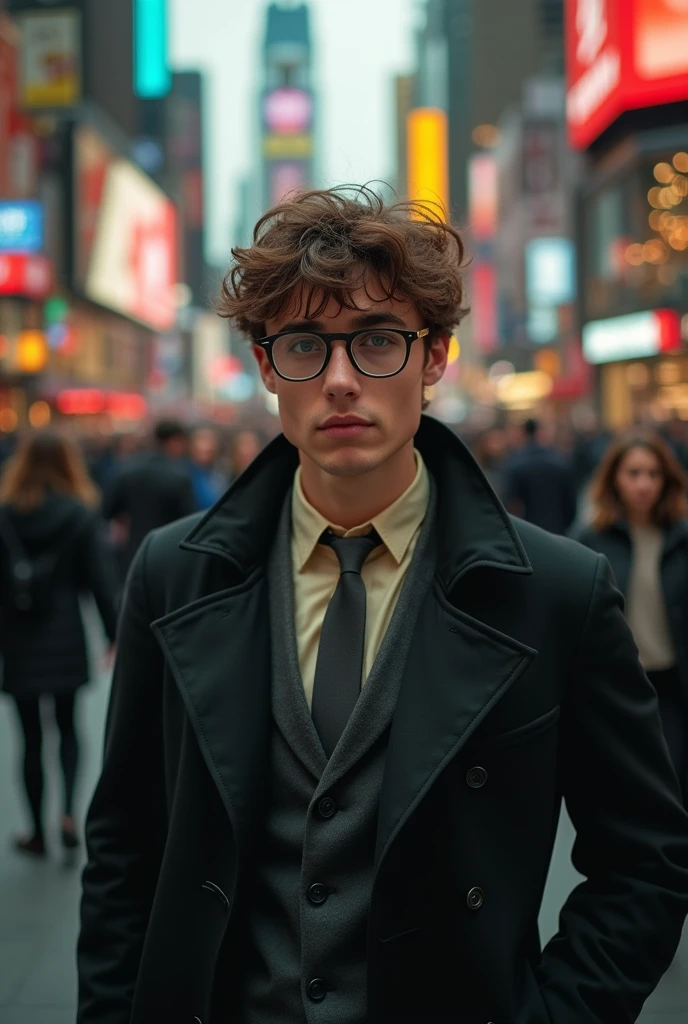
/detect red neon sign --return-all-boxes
[566,0,688,150]
[0,252,51,299]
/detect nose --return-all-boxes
[321,339,361,398]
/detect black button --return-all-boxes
[317,796,336,818]
[467,886,484,910]
[308,882,329,905]
[466,766,488,789]
[307,977,327,1002]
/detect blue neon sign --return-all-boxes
[134,0,171,98]
[0,201,44,253]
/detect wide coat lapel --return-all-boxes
[375,582,537,867]
[151,434,300,858]
[151,575,272,861]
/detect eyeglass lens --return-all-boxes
[271,330,408,380]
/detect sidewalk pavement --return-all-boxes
[0,605,685,1023]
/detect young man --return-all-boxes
[77,187,688,1024]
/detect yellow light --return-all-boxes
[407,107,449,216]
[648,186,664,207]
[642,239,667,264]
[447,335,460,364]
[534,348,561,378]
[495,370,553,407]
[28,401,51,428]
[0,408,17,432]
[674,152,688,173]
[672,175,688,197]
[649,210,664,230]
[654,162,675,183]
[471,123,500,148]
[16,330,48,374]
[660,186,680,207]
[625,243,644,265]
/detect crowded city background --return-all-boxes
[1,0,688,1021]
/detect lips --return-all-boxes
[319,417,371,429]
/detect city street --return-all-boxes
[0,607,686,1024]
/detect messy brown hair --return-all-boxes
[219,185,469,342]
[0,430,99,512]
[590,430,688,530]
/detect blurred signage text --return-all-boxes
[583,308,682,363]
[566,0,688,149]
[73,125,177,332]
[14,5,81,108]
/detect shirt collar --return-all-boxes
[292,450,430,571]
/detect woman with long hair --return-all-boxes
[577,431,688,799]
[0,430,119,857]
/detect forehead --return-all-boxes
[275,278,416,323]
[621,446,661,468]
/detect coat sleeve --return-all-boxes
[77,532,167,1024]
[537,554,688,1023]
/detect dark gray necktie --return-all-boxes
[311,529,382,758]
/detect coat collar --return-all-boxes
[180,415,532,590]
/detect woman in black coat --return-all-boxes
[577,430,688,799]
[0,430,119,857]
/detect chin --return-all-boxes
[312,447,384,479]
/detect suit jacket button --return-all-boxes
[317,796,337,818]
[467,766,488,788]
[308,882,329,905]
[308,977,328,1001]
[467,886,484,910]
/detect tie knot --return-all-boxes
[320,529,382,575]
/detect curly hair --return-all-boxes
[219,185,469,341]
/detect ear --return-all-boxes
[423,333,449,388]
[253,344,278,395]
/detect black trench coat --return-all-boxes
[577,519,688,702]
[77,417,688,1024]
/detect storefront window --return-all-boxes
[585,150,688,320]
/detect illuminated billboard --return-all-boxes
[0,200,43,252]
[566,0,688,150]
[582,308,682,363]
[73,125,177,331]
[407,107,448,215]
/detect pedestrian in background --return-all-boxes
[577,432,688,800]
[189,425,228,510]
[103,419,196,577]
[0,431,119,858]
[229,428,263,481]
[503,417,578,534]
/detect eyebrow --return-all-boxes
[277,311,408,333]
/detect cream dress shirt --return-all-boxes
[291,451,430,710]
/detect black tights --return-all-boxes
[12,693,79,840]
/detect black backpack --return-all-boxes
[0,508,81,620]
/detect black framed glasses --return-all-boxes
[257,327,430,382]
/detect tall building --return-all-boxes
[566,0,688,428]
[260,1,315,212]
[443,0,565,220]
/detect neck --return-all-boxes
[627,509,654,528]
[299,441,417,529]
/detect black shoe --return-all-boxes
[61,827,80,850]
[13,834,46,857]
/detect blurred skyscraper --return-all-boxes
[260,1,316,212]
